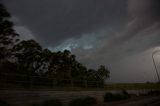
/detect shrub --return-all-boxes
[0,100,10,106]
[104,92,129,102]
[31,103,40,106]
[139,93,147,96]
[122,90,130,98]
[42,99,63,106]
[83,96,97,105]
[69,98,84,106]
[147,90,160,95]
[69,96,97,106]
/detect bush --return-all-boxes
[0,100,10,106]
[104,92,129,102]
[69,96,97,106]
[69,98,84,106]
[31,103,40,106]
[122,90,130,98]
[139,93,147,96]
[83,96,97,105]
[42,99,63,106]
[147,90,160,95]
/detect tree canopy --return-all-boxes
[0,4,19,61]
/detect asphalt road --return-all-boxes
[107,96,160,106]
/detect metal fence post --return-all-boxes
[96,81,99,89]
[71,80,74,88]
[30,76,33,88]
[84,80,88,88]
[52,79,57,88]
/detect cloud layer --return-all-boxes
[4,0,127,46]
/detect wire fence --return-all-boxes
[1,73,160,90]
[0,73,104,89]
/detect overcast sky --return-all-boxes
[2,0,160,83]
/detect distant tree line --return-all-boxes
[0,3,110,83]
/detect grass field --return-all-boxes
[105,83,160,90]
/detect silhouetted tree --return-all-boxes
[86,69,97,81]
[13,40,42,75]
[0,3,19,61]
[0,3,19,73]
[45,50,77,79]
[96,65,110,82]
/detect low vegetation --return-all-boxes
[41,99,63,106]
[104,91,130,102]
[147,90,160,95]
[69,96,97,106]
[0,100,10,106]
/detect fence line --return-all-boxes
[0,73,104,89]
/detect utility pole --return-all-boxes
[152,50,160,83]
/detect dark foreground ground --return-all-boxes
[98,96,160,106]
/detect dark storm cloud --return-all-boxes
[3,0,127,47]
[88,0,160,62]
[73,0,160,71]
[2,0,160,82]
[103,0,160,49]
[3,0,160,55]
